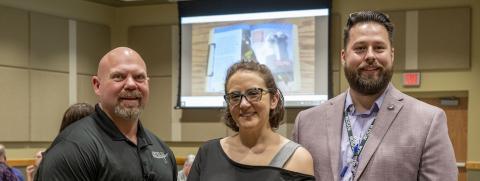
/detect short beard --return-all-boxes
[344,64,393,95]
[114,105,143,121]
[114,90,144,121]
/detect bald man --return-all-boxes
[36,47,177,181]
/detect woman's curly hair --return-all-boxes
[222,60,285,132]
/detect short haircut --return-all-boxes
[343,10,395,48]
[60,103,95,132]
[222,60,285,132]
[0,144,5,160]
[184,154,196,166]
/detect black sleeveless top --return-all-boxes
[187,139,315,181]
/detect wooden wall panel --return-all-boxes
[417,96,467,181]
[418,97,468,162]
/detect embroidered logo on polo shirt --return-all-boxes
[152,151,168,164]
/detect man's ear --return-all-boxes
[341,49,346,66]
[391,47,395,63]
[92,76,101,96]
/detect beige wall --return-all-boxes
[0,0,113,157]
[0,0,114,25]
[0,0,478,177]
[111,4,177,47]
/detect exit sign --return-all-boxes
[403,72,420,87]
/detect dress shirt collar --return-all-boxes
[344,85,390,116]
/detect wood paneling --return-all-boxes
[467,162,480,170]
[418,97,468,181]
[7,157,187,167]
[8,158,476,171]
[419,97,468,162]
[6,159,34,167]
[459,167,467,181]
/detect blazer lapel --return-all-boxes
[327,93,347,181]
[354,85,404,180]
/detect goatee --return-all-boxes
[114,105,143,121]
[114,90,144,121]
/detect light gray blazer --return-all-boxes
[293,84,458,181]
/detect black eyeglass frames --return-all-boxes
[224,88,273,106]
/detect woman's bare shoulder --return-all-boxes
[284,145,314,175]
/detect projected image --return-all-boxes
[205,23,301,93]
[189,16,314,97]
[179,8,329,107]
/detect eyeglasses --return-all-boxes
[224,88,273,106]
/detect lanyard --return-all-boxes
[342,110,376,179]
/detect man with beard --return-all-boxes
[292,11,457,181]
[35,47,177,181]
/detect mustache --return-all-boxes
[358,63,383,71]
[118,91,142,99]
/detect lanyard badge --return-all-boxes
[342,111,375,179]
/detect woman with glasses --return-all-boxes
[187,60,314,181]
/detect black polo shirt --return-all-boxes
[35,104,177,181]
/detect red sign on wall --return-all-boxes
[403,72,420,87]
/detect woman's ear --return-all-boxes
[270,90,279,109]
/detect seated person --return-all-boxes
[26,150,44,181]
[0,144,21,181]
[187,60,314,181]
[178,154,195,181]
